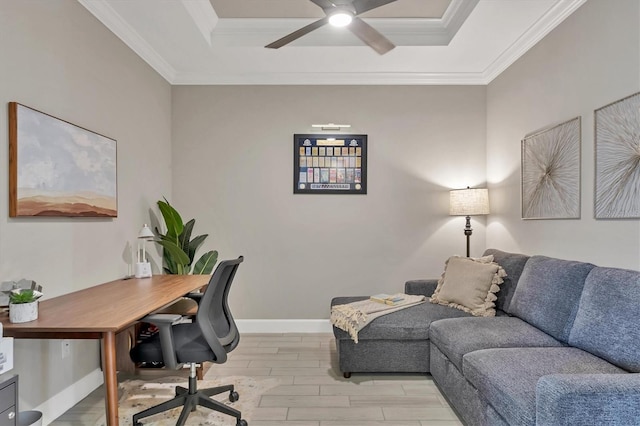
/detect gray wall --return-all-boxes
[172,85,487,319]
[0,0,172,417]
[6,0,640,420]
[486,0,640,269]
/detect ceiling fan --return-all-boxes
[265,0,397,55]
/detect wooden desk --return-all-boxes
[0,274,210,426]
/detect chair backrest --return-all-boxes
[196,256,244,360]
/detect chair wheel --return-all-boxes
[236,420,248,426]
[229,390,240,402]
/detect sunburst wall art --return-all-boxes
[521,117,581,220]
[594,92,640,219]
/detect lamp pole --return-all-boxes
[449,187,489,259]
[464,215,473,258]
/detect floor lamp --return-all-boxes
[449,187,490,257]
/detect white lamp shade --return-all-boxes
[138,224,155,239]
[449,188,490,216]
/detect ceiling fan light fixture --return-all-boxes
[265,0,397,54]
[328,10,353,27]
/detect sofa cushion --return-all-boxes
[536,373,640,425]
[430,316,563,371]
[331,296,470,340]
[508,255,596,343]
[463,347,626,426]
[430,256,506,317]
[569,266,640,372]
[483,249,530,312]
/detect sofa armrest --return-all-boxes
[404,279,438,297]
[536,374,640,425]
[331,296,368,307]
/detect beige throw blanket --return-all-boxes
[330,293,426,343]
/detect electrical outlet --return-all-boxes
[61,339,71,359]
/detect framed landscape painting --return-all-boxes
[9,102,117,217]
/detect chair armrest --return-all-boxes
[536,374,640,425]
[143,313,182,324]
[404,279,438,297]
[185,292,203,304]
[140,314,182,369]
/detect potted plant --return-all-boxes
[155,198,218,275]
[9,288,43,323]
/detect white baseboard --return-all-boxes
[235,319,333,333]
[36,368,103,425]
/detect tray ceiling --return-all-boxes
[209,0,452,18]
[78,0,587,85]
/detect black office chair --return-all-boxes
[129,256,247,426]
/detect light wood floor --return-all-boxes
[51,333,463,425]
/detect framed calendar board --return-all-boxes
[294,134,367,194]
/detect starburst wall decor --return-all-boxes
[594,92,640,219]
[521,117,581,219]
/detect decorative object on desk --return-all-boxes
[8,102,117,217]
[9,288,43,323]
[135,224,154,278]
[594,92,640,219]
[293,134,367,195]
[155,198,218,275]
[0,279,42,307]
[95,375,280,426]
[521,117,581,220]
[449,187,490,257]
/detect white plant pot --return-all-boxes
[9,301,38,323]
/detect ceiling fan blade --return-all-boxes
[309,0,338,9]
[352,0,397,15]
[266,17,329,49]
[347,17,395,54]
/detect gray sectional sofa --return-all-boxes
[331,249,640,425]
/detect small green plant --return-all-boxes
[155,198,218,275]
[9,289,38,304]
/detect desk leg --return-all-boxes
[102,331,119,426]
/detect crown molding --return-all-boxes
[482,0,588,84]
[441,0,480,39]
[78,0,586,86]
[180,0,218,46]
[213,18,450,47]
[171,71,488,85]
[212,0,479,48]
[77,0,177,82]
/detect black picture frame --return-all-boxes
[293,134,367,195]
